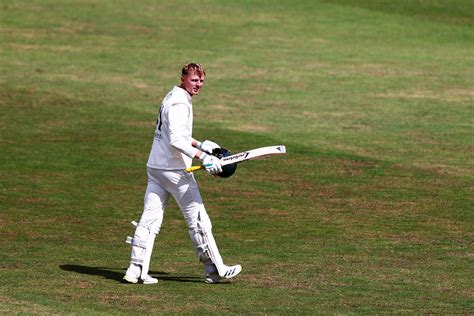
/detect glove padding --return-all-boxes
[199,153,222,175]
[196,140,220,154]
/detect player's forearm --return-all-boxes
[170,136,200,159]
[191,139,204,158]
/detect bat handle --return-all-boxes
[186,165,204,172]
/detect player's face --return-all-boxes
[181,72,205,96]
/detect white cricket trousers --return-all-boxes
[130,167,221,267]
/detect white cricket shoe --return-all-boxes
[205,264,242,284]
[221,264,242,279]
[123,264,158,284]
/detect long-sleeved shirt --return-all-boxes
[147,86,199,170]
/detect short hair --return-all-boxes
[181,62,206,77]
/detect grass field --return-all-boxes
[1,0,473,314]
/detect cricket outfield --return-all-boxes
[1,0,473,314]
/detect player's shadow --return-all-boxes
[59,264,202,283]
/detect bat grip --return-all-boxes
[186,165,204,172]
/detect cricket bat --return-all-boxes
[186,145,286,172]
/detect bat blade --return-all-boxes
[220,145,286,166]
[186,145,286,172]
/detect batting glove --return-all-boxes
[196,140,220,154]
[199,153,222,175]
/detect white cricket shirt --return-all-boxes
[147,86,199,170]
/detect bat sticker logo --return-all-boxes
[222,152,249,162]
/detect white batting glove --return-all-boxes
[196,140,220,154]
[199,153,222,175]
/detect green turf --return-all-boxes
[1,0,473,314]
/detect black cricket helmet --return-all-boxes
[212,147,237,178]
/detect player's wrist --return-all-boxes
[198,151,208,161]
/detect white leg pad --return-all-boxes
[127,218,161,278]
[201,231,226,276]
[140,233,156,279]
[188,211,232,278]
